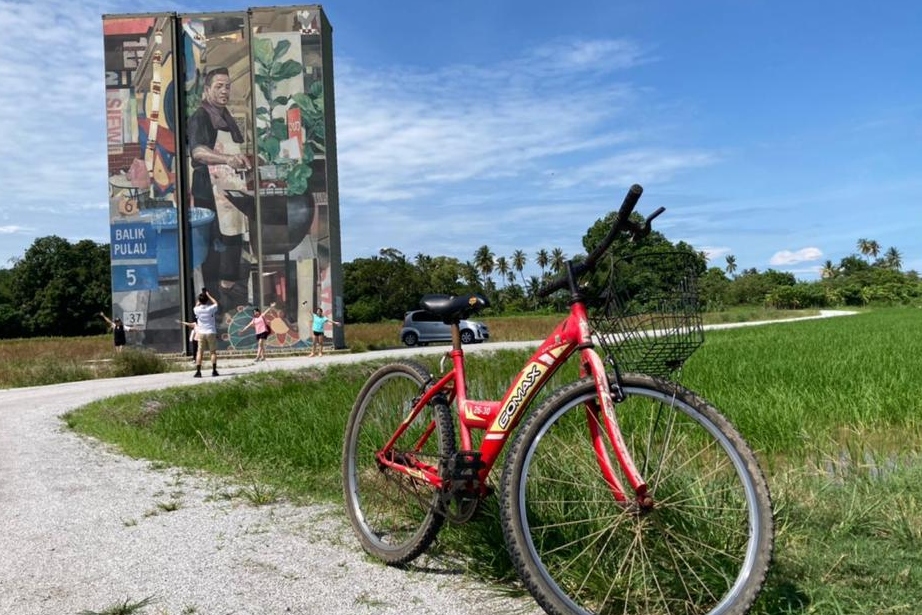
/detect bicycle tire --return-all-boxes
[342,360,456,565]
[500,373,773,615]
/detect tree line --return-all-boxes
[1,221,920,339]
[0,236,111,338]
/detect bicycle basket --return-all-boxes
[588,251,704,378]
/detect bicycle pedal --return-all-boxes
[446,450,484,480]
[448,451,484,479]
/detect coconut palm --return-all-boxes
[884,246,902,270]
[550,248,567,274]
[526,275,542,307]
[495,256,510,288]
[512,249,528,286]
[461,261,481,287]
[535,249,549,279]
[857,238,880,263]
[820,260,838,279]
[474,245,495,286]
[725,254,737,277]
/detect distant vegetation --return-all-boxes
[1,215,919,340]
[344,214,921,321]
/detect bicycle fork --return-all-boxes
[580,347,653,509]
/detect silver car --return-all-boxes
[400,310,490,346]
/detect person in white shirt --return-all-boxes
[193,289,220,377]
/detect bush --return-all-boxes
[108,348,171,377]
[764,283,829,310]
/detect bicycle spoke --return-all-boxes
[343,361,455,565]
[501,375,772,615]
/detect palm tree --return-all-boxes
[884,246,902,270]
[820,260,838,279]
[461,261,481,287]
[511,249,528,286]
[535,249,549,279]
[495,256,510,288]
[725,254,737,277]
[857,238,880,263]
[473,245,495,286]
[550,248,567,274]
[856,238,869,260]
[526,275,542,307]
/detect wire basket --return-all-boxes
[589,251,704,377]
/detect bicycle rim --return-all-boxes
[501,374,773,615]
[342,361,455,565]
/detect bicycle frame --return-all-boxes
[377,299,650,505]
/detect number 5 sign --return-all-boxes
[111,264,159,292]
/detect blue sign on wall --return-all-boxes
[110,222,158,291]
[111,222,156,260]
[111,263,160,292]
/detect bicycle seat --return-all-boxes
[419,293,489,323]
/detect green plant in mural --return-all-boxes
[253,36,325,196]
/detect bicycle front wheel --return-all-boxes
[500,373,773,615]
[342,360,456,565]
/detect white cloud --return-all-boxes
[331,34,684,208]
[769,247,823,265]
[334,57,646,203]
[520,38,651,73]
[700,246,731,264]
[0,225,30,234]
[547,149,719,190]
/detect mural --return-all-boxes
[180,13,259,348]
[103,15,183,351]
[248,6,334,350]
[103,6,343,354]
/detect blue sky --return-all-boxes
[0,0,920,280]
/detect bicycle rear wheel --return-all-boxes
[500,373,773,615]
[342,360,456,565]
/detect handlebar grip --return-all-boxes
[617,184,644,221]
[537,184,647,298]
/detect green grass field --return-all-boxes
[50,308,922,613]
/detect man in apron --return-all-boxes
[188,66,251,315]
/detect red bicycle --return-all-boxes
[342,185,774,615]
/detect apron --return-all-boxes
[209,130,248,237]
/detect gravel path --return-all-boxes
[0,350,538,615]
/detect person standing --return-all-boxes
[193,289,220,378]
[99,313,130,353]
[179,318,199,362]
[240,307,270,363]
[308,307,340,357]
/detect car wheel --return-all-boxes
[402,332,419,347]
[460,329,475,344]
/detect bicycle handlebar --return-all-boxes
[537,184,664,298]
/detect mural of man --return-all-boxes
[188,66,252,312]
